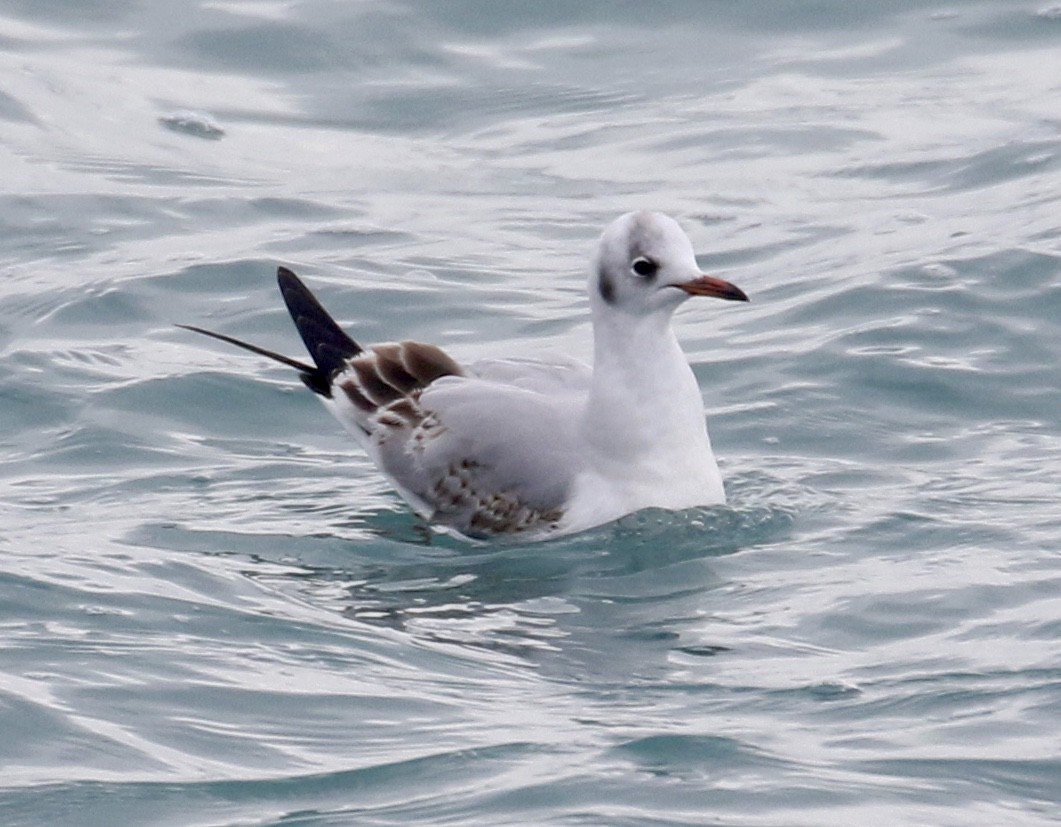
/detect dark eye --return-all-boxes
[631,257,658,278]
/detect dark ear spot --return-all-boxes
[597,265,616,305]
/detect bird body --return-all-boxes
[181,212,747,540]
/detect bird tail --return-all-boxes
[178,266,363,397]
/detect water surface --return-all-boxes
[1,2,1060,825]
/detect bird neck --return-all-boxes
[585,309,709,458]
[591,308,682,379]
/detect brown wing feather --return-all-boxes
[335,341,464,419]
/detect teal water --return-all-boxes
[2,1,1060,825]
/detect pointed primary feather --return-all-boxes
[277,267,361,393]
[174,324,321,382]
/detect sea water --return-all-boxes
[1,2,1059,825]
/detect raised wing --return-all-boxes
[324,348,588,537]
[181,267,591,538]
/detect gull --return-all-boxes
[180,211,748,540]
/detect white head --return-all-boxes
[591,211,747,317]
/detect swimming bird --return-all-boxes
[180,211,748,540]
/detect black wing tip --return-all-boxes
[299,372,333,396]
[179,266,363,401]
[175,321,334,395]
[274,265,362,377]
[277,265,299,288]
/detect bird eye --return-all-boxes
[631,257,658,278]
